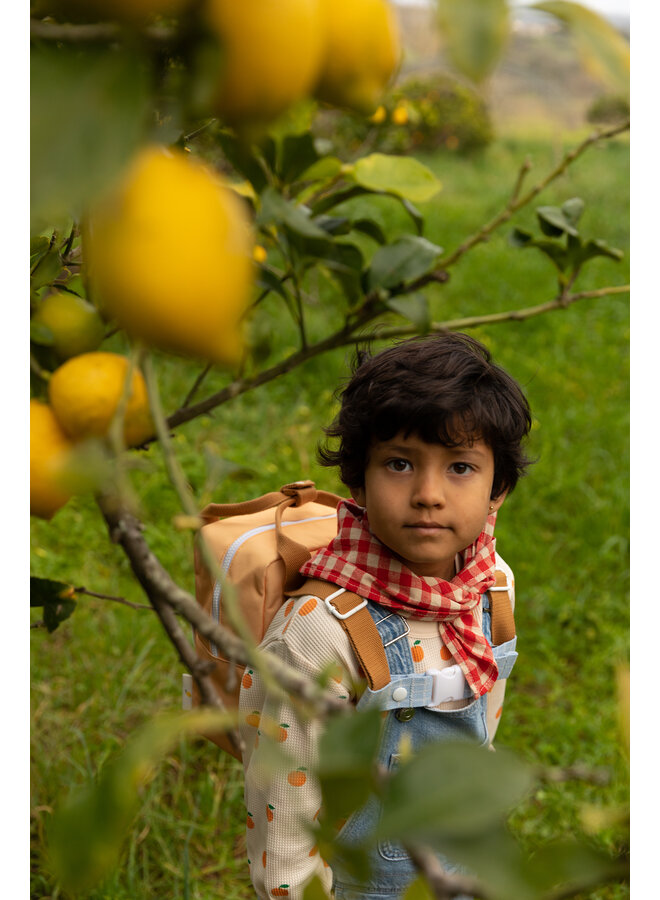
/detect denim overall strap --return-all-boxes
[356,596,505,712]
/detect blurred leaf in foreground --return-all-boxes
[47,710,236,894]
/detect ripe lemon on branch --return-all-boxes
[32,291,105,361]
[204,0,323,126]
[84,146,254,365]
[30,399,75,520]
[315,0,401,114]
[48,352,154,448]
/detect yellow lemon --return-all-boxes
[48,352,155,448]
[392,104,408,125]
[315,0,401,114]
[32,290,105,360]
[204,0,323,126]
[30,399,75,519]
[369,105,387,124]
[84,146,253,365]
[33,0,192,23]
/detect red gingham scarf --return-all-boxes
[300,500,499,697]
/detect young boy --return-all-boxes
[238,333,532,899]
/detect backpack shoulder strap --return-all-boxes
[288,579,391,692]
[489,568,516,646]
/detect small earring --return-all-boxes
[489,504,495,511]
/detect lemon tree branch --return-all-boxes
[439,120,630,270]
[95,493,347,717]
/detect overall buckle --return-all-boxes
[427,665,468,705]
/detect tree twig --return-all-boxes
[74,586,155,612]
[96,494,347,717]
[439,120,630,270]
[30,18,174,44]
[405,844,494,900]
[163,282,628,432]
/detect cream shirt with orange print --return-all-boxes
[238,555,515,900]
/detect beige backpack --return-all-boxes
[187,480,515,759]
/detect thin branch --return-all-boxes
[181,362,214,409]
[537,763,611,786]
[74,586,155,612]
[405,844,494,900]
[96,494,347,717]
[30,353,51,382]
[347,284,630,344]
[163,281,628,432]
[439,120,630,270]
[30,18,174,44]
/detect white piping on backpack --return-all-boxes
[209,513,337,656]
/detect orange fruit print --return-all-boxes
[271,887,290,897]
[298,598,317,616]
[287,768,307,787]
[411,640,424,662]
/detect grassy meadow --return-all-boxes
[30,129,629,899]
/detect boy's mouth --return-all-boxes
[405,521,449,531]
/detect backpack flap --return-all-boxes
[191,482,341,756]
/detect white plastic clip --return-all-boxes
[427,665,468,705]
[324,587,368,620]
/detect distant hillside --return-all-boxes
[392,3,629,131]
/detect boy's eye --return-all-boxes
[450,462,474,475]
[387,458,412,473]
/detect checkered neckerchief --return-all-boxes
[300,500,499,697]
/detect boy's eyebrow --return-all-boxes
[374,440,489,459]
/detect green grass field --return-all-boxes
[30,129,629,899]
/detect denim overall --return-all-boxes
[331,594,518,900]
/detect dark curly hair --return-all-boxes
[319,333,532,499]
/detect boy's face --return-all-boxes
[352,432,506,581]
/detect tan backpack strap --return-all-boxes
[489,568,516,645]
[289,579,391,691]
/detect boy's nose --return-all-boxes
[411,474,446,508]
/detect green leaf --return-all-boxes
[30,247,63,290]
[576,238,624,265]
[30,44,150,228]
[258,187,329,239]
[310,185,371,217]
[303,875,332,900]
[385,294,432,332]
[314,215,353,236]
[47,710,238,895]
[297,156,344,185]
[378,742,533,844]
[530,240,570,272]
[532,1,630,94]
[30,320,55,347]
[368,235,443,291]
[215,130,270,193]
[521,838,628,895]
[400,198,425,236]
[255,265,291,301]
[436,0,511,84]
[287,234,365,302]
[352,218,387,245]
[277,132,320,184]
[403,876,434,900]
[318,708,383,779]
[509,227,534,247]
[351,154,442,204]
[561,196,585,226]
[536,205,579,237]
[30,576,77,633]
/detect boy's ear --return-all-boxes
[489,490,507,513]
